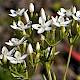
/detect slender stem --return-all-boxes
[63,45,73,80]
[44,63,52,80]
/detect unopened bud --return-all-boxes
[41,34,45,41]
[29,3,34,13]
[36,42,40,51]
[24,11,29,23]
[27,44,33,54]
[41,8,46,21]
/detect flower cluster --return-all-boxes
[0,2,80,80]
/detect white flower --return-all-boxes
[10,20,32,30]
[72,10,80,21]
[5,37,27,46]
[29,3,34,13]
[51,16,72,27]
[7,51,28,64]
[24,10,30,23]
[57,6,76,17]
[0,46,15,59]
[41,8,46,21]
[32,17,52,34]
[9,8,25,17]
[27,44,33,54]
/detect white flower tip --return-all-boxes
[41,34,45,40]
[36,42,40,51]
[2,46,8,54]
[27,44,33,54]
[29,3,34,13]
[55,51,59,55]
[24,11,29,23]
[41,8,46,21]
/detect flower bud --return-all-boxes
[27,44,33,54]
[61,26,65,33]
[29,3,34,13]
[41,34,45,41]
[41,8,46,21]
[2,46,8,54]
[24,11,29,23]
[36,42,40,51]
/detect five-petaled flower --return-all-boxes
[57,6,76,17]
[7,51,28,64]
[32,17,52,34]
[5,37,27,46]
[9,8,25,17]
[0,46,15,60]
[10,20,32,30]
[51,16,72,27]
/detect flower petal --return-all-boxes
[45,19,52,27]
[45,27,52,31]
[37,28,45,34]
[20,54,28,60]
[7,56,14,61]
[32,24,40,30]
[7,48,16,55]
[39,17,45,24]
[0,55,3,59]
[9,14,17,17]
[72,14,78,20]
[18,60,24,63]
[19,8,25,16]
[10,60,17,64]
[5,42,13,46]
[2,46,8,54]
[14,51,21,58]
[18,21,24,27]
[61,20,72,25]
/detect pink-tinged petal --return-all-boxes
[7,56,14,61]
[45,19,52,27]
[0,55,3,59]
[32,24,40,30]
[45,27,52,31]
[39,17,45,24]
[38,28,45,34]
[10,60,17,64]
[20,54,28,60]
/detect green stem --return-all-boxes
[44,63,52,80]
[63,45,73,80]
